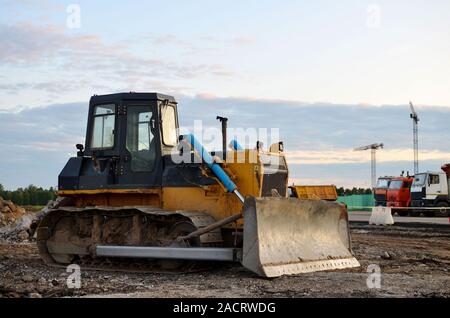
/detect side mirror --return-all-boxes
[76,144,84,157]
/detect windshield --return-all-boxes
[376,178,390,188]
[389,180,403,189]
[412,174,427,187]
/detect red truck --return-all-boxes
[374,176,395,206]
[387,175,414,216]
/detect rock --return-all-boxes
[18,230,29,241]
[2,206,12,214]
[38,277,47,285]
[29,293,42,298]
[5,201,16,211]
[37,285,48,293]
[51,279,59,286]
[0,214,34,242]
[381,252,394,260]
[0,197,33,242]
[419,264,427,267]
[22,274,34,282]
[3,271,13,279]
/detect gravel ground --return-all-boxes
[0,222,449,298]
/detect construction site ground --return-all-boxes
[1,216,449,298]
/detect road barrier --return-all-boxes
[369,207,395,225]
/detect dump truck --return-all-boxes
[387,175,413,216]
[35,92,359,278]
[374,176,395,206]
[410,164,450,217]
[289,185,338,201]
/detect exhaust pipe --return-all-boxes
[216,116,228,160]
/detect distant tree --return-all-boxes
[0,185,57,206]
[338,187,373,196]
[11,191,24,205]
[22,191,30,206]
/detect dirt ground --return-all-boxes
[0,222,449,298]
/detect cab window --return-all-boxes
[388,180,403,190]
[161,105,178,146]
[126,106,156,172]
[429,174,440,185]
[91,104,116,149]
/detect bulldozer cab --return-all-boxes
[59,93,179,190]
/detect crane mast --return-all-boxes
[410,102,419,174]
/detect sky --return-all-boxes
[0,0,450,190]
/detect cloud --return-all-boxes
[0,101,87,189]
[149,33,256,49]
[230,36,256,46]
[0,23,234,77]
[179,95,450,152]
[0,22,236,108]
[0,23,103,64]
[285,149,450,165]
[2,0,65,14]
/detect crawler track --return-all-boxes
[36,206,225,273]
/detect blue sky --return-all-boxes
[0,0,450,189]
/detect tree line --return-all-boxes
[0,184,56,206]
[0,183,372,206]
[336,187,372,196]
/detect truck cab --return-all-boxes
[386,176,413,216]
[410,167,450,216]
[374,176,395,206]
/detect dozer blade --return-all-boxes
[242,197,360,277]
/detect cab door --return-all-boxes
[426,173,442,200]
[117,101,162,188]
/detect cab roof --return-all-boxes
[90,92,177,104]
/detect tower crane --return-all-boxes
[354,143,384,188]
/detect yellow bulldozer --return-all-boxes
[35,92,359,277]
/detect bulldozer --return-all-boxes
[35,92,359,278]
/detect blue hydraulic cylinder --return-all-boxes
[229,139,243,151]
[183,134,238,194]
